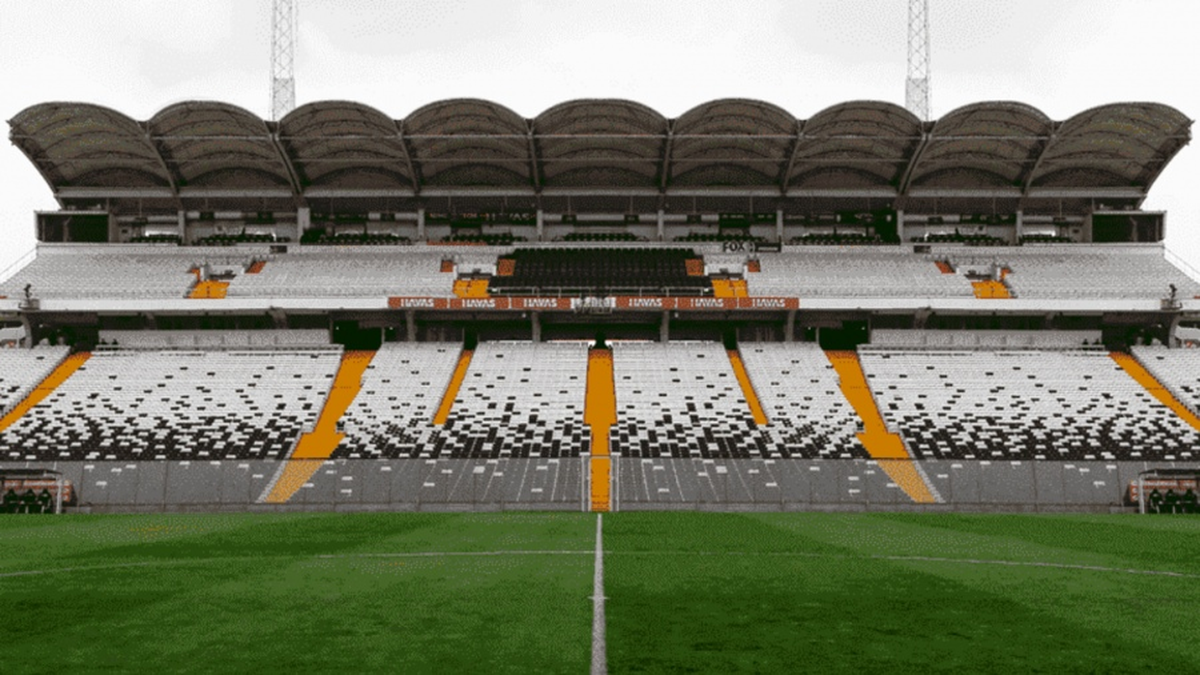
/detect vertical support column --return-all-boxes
[657,209,665,242]
[776,209,784,243]
[297,206,311,233]
[536,209,545,241]
[1168,314,1182,347]
[417,208,426,242]
[177,210,186,239]
[896,209,905,243]
[1015,209,1024,243]
[660,310,670,343]
[531,311,541,343]
[785,310,796,342]
[405,310,417,342]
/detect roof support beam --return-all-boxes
[660,123,674,191]
[779,119,806,193]
[1021,123,1059,196]
[527,121,542,191]
[139,130,181,209]
[267,130,304,204]
[898,128,932,195]
[394,119,422,194]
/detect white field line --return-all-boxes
[4,547,1198,581]
[315,550,591,559]
[591,513,607,675]
[606,550,1200,579]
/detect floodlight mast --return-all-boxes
[271,0,297,120]
[906,0,931,121]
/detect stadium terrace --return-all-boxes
[1,97,1198,516]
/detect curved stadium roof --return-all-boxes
[8,98,1191,207]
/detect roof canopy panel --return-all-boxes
[1029,102,1191,189]
[404,98,531,188]
[534,99,667,188]
[671,99,796,188]
[279,100,412,190]
[10,102,170,189]
[910,101,1051,189]
[149,101,291,189]
[8,98,1191,205]
[787,101,922,190]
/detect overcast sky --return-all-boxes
[1,0,1196,276]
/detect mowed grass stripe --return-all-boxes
[0,513,596,674]
[604,513,1200,673]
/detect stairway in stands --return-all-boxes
[433,349,474,425]
[727,349,768,424]
[262,351,375,503]
[0,353,90,433]
[825,351,938,503]
[189,280,229,299]
[585,348,616,512]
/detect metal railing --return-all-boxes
[1164,246,1200,285]
[0,247,37,286]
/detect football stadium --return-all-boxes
[2,2,1199,672]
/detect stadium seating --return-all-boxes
[1131,346,1200,415]
[860,348,1200,461]
[947,247,1200,299]
[335,343,464,459]
[0,346,71,414]
[488,248,711,295]
[609,342,776,459]
[336,342,589,459]
[870,330,1102,350]
[225,250,455,297]
[0,350,341,461]
[739,343,867,459]
[0,246,258,299]
[98,330,330,350]
[749,249,974,298]
[437,342,589,458]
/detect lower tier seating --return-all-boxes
[0,346,71,414]
[609,342,782,459]
[861,349,1200,461]
[739,344,866,458]
[1131,346,1200,414]
[336,342,589,459]
[335,344,464,459]
[0,350,341,461]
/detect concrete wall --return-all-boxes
[4,458,1191,513]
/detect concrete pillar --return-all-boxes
[405,310,417,342]
[776,209,784,243]
[531,311,541,343]
[417,209,426,242]
[660,311,670,343]
[297,207,311,233]
[1168,314,1182,347]
[785,310,796,343]
[896,209,905,243]
[1014,210,1024,243]
[657,210,665,242]
[177,210,186,238]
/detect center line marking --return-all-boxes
[591,513,607,675]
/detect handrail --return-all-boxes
[1164,246,1200,285]
[0,247,37,286]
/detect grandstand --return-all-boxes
[0,97,1197,514]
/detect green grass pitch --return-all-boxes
[2,512,1198,674]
